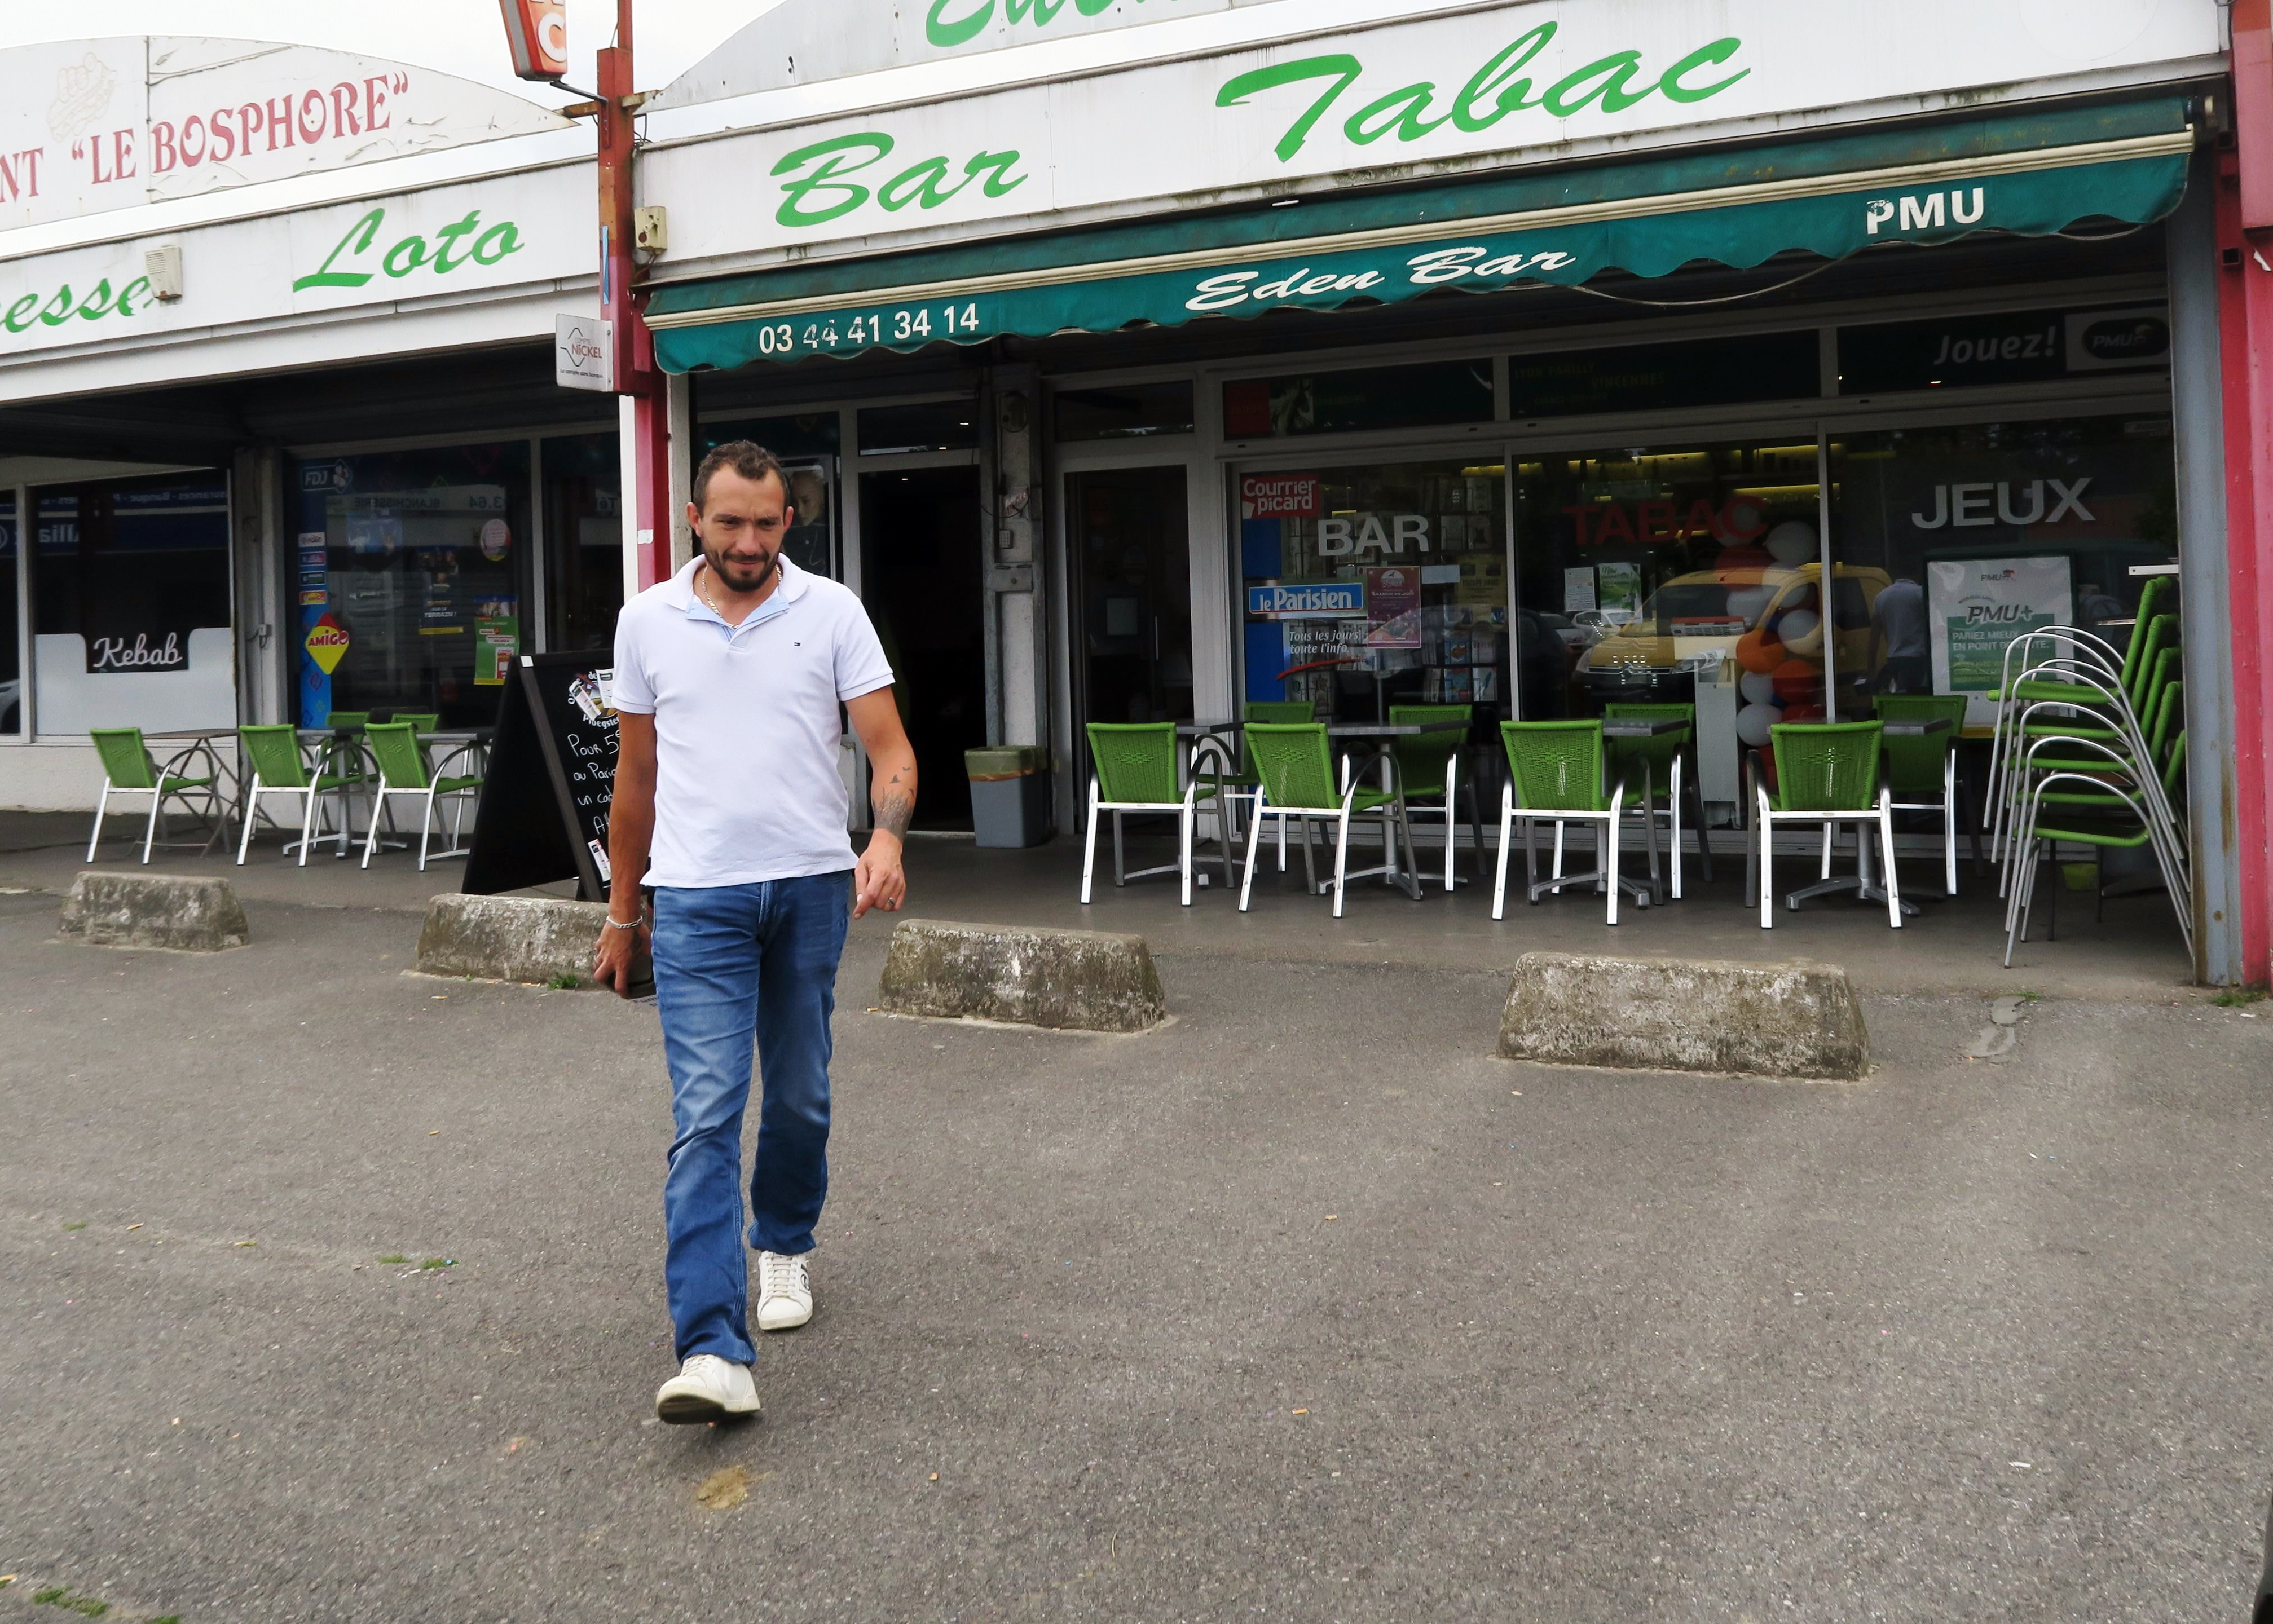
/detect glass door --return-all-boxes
[1071,467,1192,729]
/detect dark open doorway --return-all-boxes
[858,466,986,830]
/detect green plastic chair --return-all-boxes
[1873,693,1976,895]
[1389,704,1479,892]
[86,727,230,865]
[2124,612,2178,716]
[1603,701,1713,898]
[1082,722,1228,906]
[235,724,358,866]
[389,711,441,734]
[1239,722,1415,919]
[1217,700,1315,867]
[1756,721,1900,930]
[1492,720,1648,925]
[359,722,483,871]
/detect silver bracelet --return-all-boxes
[602,915,642,932]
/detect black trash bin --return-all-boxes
[965,746,1053,848]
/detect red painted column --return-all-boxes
[2222,0,2273,981]
[597,15,670,593]
[627,316,671,592]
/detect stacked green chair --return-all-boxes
[1990,613,2183,882]
[1873,693,1975,896]
[1754,721,1901,930]
[235,724,357,865]
[1388,703,1479,892]
[1492,720,1649,925]
[358,722,484,870]
[1986,582,2175,863]
[86,727,231,864]
[1602,701,1712,900]
[1238,722,1416,919]
[2006,725,2190,965]
[1082,722,1231,907]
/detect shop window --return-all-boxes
[1506,332,1821,421]
[0,495,17,735]
[857,400,978,456]
[1222,360,1491,440]
[1237,459,1509,728]
[1053,381,1195,442]
[1837,304,2170,395]
[702,412,840,460]
[1829,416,2178,726]
[292,444,529,729]
[30,474,234,735]
[541,433,623,654]
[698,416,841,580]
[1512,442,1827,823]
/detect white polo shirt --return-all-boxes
[611,555,895,889]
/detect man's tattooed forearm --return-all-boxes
[875,768,914,839]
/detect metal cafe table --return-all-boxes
[1178,718,1429,900]
[290,723,494,859]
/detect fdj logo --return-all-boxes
[294,206,522,292]
[1865,189,1985,236]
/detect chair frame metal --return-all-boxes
[86,731,234,866]
[359,724,484,871]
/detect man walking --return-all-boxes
[594,440,918,1425]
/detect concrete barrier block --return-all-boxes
[417,893,625,987]
[878,918,1166,1033]
[59,871,249,952]
[1499,951,1869,1080]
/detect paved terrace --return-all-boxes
[1,812,2204,1003]
[1,812,2262,1623]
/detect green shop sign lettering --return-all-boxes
[1218,23,1749,162]
[771,134,1027,229]
[294,206,524,292]
[925,0,1135,48]
[2,275,155,337]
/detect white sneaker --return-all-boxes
[654,1354,760,1425]
[754,1250,813,1331]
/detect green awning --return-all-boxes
[647,99,2193,374]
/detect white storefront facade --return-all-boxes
[0,3,2256,982]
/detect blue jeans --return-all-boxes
[650,872,852,1365]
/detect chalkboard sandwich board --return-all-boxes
[462,652,651,994]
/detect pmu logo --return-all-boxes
[1865,188,1986,235]
[2078,316,2169,364]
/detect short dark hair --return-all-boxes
[692,440,787,511]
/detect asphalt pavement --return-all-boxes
[1,884,2268,1623]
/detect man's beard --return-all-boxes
[704,545,779,594]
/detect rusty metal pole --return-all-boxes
[597,0,671,594]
